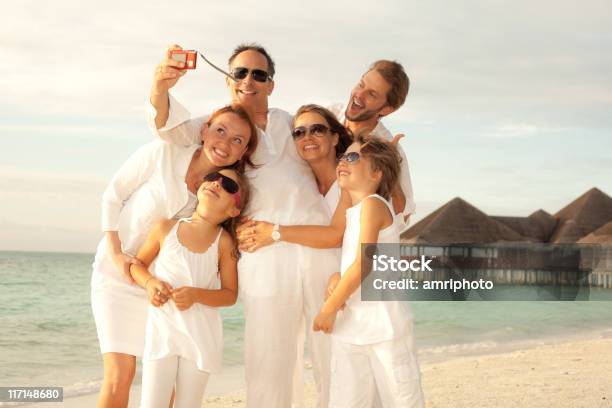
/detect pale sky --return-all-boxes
[1,0,611,252]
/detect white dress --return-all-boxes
[144,219,223,373]
[90,141,200,357]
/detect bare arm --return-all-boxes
[278,188,350,247]
[237,188,352,251]
[146,45,206,146]
[391,183,406,215]
[150,44,186,129]
[389,133,409,220]
[313,197,390,333]
[395,142,415,225]
[130,220,175,307]
[172,231,238,310]
[105,231,142,284]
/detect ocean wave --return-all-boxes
[0,379,105,406]
[420,340,501,356]
[62,379,103,399]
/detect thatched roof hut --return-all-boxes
[400,197,529,244]
[492,209,557,242]
[577,220,612,244]
[550,188,612,243]
[400,188,610,245]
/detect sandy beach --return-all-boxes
[33,334,612,408]
[420,337,612,408]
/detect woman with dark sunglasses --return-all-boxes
[237,104,354,251]
[237,104,404,252]
[91,105,257,408]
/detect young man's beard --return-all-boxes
[345,99,387,123]
[344,107,380,122]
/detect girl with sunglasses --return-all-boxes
[130,169,249,408]
[91,105,257,408]
[313,136,424,408]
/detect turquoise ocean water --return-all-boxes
[1,250,612,398]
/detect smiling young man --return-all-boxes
[147,43,338,408]
[329,60,415,227]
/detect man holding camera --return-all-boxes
[146,44,417,408]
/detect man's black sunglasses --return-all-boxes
[231,67,272,83]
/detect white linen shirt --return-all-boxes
[328,103,415,229]
[147,95,329,229]
[101,140,200,257]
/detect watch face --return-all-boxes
[272,231,281,241]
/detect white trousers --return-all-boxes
[329,334,424,408]
[293,312,332,408]
[239,244,338,408]
[140,356,209,408]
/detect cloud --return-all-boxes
[0,123,146,139]
[485,123,570,139]
[1,0,611,251]
[2,0,610,124]
[0,168,105,235]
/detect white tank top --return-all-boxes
[143,218,224,373]
[332,194,412,345]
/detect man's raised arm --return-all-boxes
[147,44,206,146]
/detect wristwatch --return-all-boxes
[271,224,281,242]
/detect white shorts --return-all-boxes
[329,334,424,408]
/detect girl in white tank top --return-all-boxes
[129,169,250,408]
[313,137,424,407]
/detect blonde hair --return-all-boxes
[355,134,402,200]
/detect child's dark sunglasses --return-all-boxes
[231,67,271,83]
[291,124,330,140]
[337,151,361,164]
[203,172,241,207]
